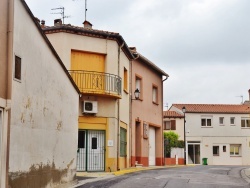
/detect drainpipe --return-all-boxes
[117,42,124,171]
[6,0,14,186]
[162,75,168,165]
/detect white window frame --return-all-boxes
[135,75,142,100]
[152,85,158,104]
[230,117,235,126]
[219,117,224,125]
[241,117,250,128]
[201,116,213,127]
[230,144,241,156]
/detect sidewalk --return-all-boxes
[71,166,169,188]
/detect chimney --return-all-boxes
[83,20,92,29]
[41,20,45,28]
[54,19,62,26]
[249,89,250,101]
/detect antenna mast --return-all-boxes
[236,95,243,104]
[85,0,87,21]
[51,7,70,24]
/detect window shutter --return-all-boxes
[171,120,176,130]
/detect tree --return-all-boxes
[164,131,184,157]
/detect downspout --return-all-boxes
[130,53,139,167]
[162,75,168,165]
[117,42,124,171]
[6,0,14,186]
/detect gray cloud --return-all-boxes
[26,0,250,105]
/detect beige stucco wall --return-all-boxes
[46,32,130,124]
[8,1,79,187]
[46,30,131,169]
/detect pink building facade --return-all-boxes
[130,48,168,167]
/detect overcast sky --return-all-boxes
[25,0,250,109]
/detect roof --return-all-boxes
[20,0,80,94]
[163,111,184,118]
[172,104,250,114]
[43,24,134,60]
[130,47,169,77]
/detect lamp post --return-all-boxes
[132,88,140,100]
[182,106,186,165]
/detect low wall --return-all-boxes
[165,158,184,165]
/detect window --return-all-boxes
[164,120,176,130]
[201,116,212,127]
[123,67,128,92]
[152,85,158,104]
[135,75,142,99]
[230,117,235,125]
[230,144,241,156]
[213,146,219,156]
[241,118,250,128]
[78,131,85,148]
[223,146,226,152]
[219,117,224,125]
[120,128,127,157]
[91,137,97,149]
[14,56,21,80]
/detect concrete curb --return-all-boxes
[241,168,250,184]
[71,165,191,188]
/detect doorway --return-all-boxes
[187,142,201,164]
[149,126,156,166]
[77,130,105,171]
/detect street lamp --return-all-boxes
[182,106,186,165]
[132,88,140,100]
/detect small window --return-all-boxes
[152,85,158,104]
[230,117,235,125]
[213,146,219,156]
[123,67,128,92]
[135,75,142,99]
[230,144,240,156]
[14,56,21,80]
[241,118,250,128]
[223,146,226,152]
[219,117,224,125]
[92,137,97,149]
[201,116,212,127]
[164,120,176,130]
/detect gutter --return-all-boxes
[161,75,169,165]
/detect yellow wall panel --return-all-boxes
[71,50,105,72]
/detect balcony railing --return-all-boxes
[69,70,122,98]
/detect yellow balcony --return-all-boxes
[69,70,122,98]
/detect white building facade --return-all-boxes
[170,103,250,165]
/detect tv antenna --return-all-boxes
[236,95,243,104]
[51,7,70,24]
[73,0,88,21]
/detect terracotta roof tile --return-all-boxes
[163,110,184,118]
[172,104,250,114]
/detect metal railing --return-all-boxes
[69,70,122,97]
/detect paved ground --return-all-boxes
[70,166,250,188]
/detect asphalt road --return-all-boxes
[77,165,250,188]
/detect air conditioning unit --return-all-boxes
[83,101,98,114]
